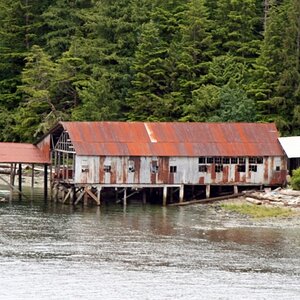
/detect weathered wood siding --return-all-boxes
[74,156,287,186]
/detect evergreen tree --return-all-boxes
[251,0,300,134]
[14,45,66,141]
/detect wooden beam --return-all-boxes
[62,189,72,204]
[86,188,100,205]
[74,189,85,205]
[0,174,28,200]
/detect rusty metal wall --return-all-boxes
[74,155,287,186]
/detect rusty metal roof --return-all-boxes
[59,122,283,157]
[0,143,50,164]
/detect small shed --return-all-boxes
[39,121,287,205]
[0,142,50,199]
[278,136,300,173]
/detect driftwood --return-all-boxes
[244,189,300,207]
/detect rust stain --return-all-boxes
[110,161,116,184]
[264,157,269,181]
[223,166,228,183]
[199,177,204,184]
[235,165,240,182]
[210,164,216,181]
[99,157,105,183]
[58,122,284,157]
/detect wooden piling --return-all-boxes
[163,186,167,206]
[44,164,48,200]
[18,163,22,200]
[179,185,184,203]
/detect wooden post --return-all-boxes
[142,189,147,204]
[234,185,238,194]
[49,163,53,200]
[18,163,22,200]
[123,188,127,206]
[179,185,184,203]
[206,185,211,199]
[97,187,102,206]
[31,163,35,197]
[170,187,173,203]
[83,188,88,206]
[44,164,48,200]
[163,186,167,206]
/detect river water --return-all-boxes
[0,188,300,299]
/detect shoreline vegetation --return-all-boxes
[219,202,296,219]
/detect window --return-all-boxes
[215,165,223,172]
[276,166,280,171]
[239,157,246,164]
[81,159,88,172]
[215,157,222,164]
[170,166,177,173]
[249,157,257,164]
[249,165,257,172]
[230,157,238,164]
[199,165,208,172]
[198,157,206,164]
[128,160,135,172]
[151,161,159,173]
[257,157,263,164]
[207,157,213,163]
[104,165,111,173]
[222,157,230,164]
[237,165,246,172]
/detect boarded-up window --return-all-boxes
[128,160,135,172]
[151,161,159,173]
[81,159,89,172]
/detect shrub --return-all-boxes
[291,168,300,190]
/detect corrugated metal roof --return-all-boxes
[59,122,283,157]
[0,143,50,164]
[278,137,300,158]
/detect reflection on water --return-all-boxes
[0,190,300,299]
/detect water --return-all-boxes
[0,189,300,299]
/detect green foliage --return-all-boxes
[291,168,300,190]
[0,0,299,141]
[221,203,294,218]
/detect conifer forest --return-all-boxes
[0,0,299,142]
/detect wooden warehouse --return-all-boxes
[37,122,288,206]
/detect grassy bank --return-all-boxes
[220,203,295,219]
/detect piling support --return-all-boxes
[44,164,48,200]
[142,189,147,204]
[97,187,102,206]
[206,185,211,199]
[179,185,184,203]
[31,164,35,198]
[234,185,238,194]
[163,186,168,206]
[123,188,127,206]
[18,163,22,200]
